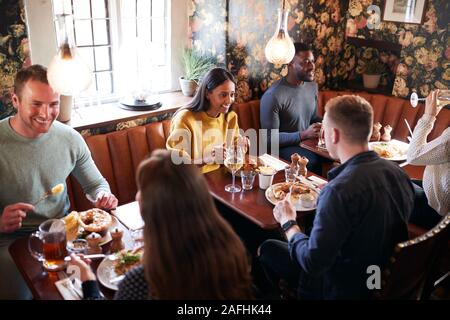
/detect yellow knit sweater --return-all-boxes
[166,110,240,173]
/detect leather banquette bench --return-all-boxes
[67,90,449,234]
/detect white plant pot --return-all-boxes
[363,74,381,89]
[179,77,198,97]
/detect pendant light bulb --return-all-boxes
[265,2,295,65]
[47,14,92,96]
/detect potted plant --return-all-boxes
[179,48,215,96]
[362,60,387,89]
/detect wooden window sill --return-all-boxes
[67,91,191,131]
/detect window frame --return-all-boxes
[24,0,188,107]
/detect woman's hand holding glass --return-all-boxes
[425,89,447,117]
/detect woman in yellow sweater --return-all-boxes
[167,67,245,173]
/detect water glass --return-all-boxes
[241,170,256,190]
[284,166,298,184]
[317,126,326,148]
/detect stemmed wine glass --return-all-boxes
[224,145,244,193]
[410,90,450,108]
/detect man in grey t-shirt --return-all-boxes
[260,43,324,174]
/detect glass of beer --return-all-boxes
[28,219,68,271]
[224,144,244,193]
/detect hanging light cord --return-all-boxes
[282,0,285,11]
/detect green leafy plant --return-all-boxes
[363,60,387,75]
[181,48,215,81]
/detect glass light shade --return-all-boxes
[47,14,92,96]
[265,8,295,65]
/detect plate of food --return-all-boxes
[265,182,318,211]
[369,139,409,161]
[97,249,143,290]
[63,208,118,246]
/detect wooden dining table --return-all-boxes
[204,166,316,230]
[300,138,334,161]
[9,212,135,300]
[10,160,322,300]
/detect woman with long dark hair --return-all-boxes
[70,149,253,299]
[166,67,246,173]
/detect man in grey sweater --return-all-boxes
[260,42,323,174]
[0,65,118,299]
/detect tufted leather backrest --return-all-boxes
[317,91,450,142]
[232,91,450,143]
[232,100,261,132]
[68,119,171,211]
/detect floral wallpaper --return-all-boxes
[189,0,350,101]
[190,0,449,101]
[346,0,449,98]
[0,0,30,120]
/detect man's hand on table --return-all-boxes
[300,122,322,140]
[0,203,34,233]
[93,191,118,210]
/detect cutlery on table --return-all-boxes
[64,253,118,261]
[295,175,321,194]
[57,271,83,299]
[110,275,126,284]
[404,118,413,141]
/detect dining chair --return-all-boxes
[373,214,450,300]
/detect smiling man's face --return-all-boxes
[12,80,60,138]
[291,50,315,82]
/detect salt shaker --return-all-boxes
[86,232,102,254]
[381,125,392,142]
[110,228,124,253]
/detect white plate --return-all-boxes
[265,183,318,211]
[97,257,120,291]
[369,140,409,161]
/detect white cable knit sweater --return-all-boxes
[407,114,450,215]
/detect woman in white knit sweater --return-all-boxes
[407,89,450,229]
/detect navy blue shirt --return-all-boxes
[289,151,414,299]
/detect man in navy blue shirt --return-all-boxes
[258,95,414,299]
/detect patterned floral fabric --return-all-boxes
[346,0,449,98]
[0,0,30,119]
[1,1,448,132]
[190,0,449,101]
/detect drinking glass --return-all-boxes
[285,166,298,196]
[241,170,256,190]
[224,145,244,193]
[285,166,298,184]
[28,219,68,271]
[410,90,450,108]
[317,125,326,149]
[437,89,450,108]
